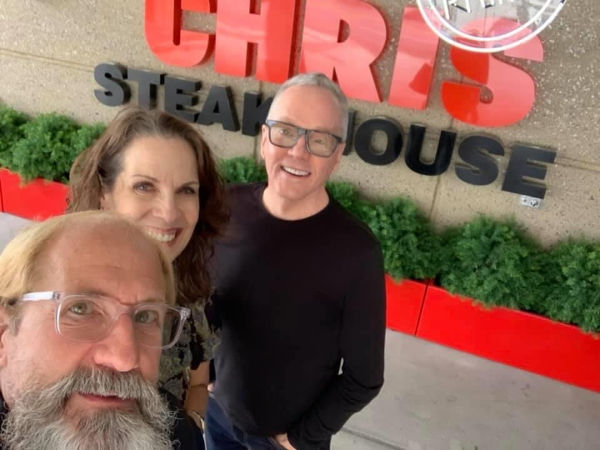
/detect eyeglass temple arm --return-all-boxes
[179,307,191,321]
[21,291,58,302]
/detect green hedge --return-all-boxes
[541,241,600,332]
[438,217,545,311]
[2,105,599,332]
[0,106,29,168]
[0,108,105,183]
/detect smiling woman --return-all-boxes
[67,106,228,448]
[99,135,200,262]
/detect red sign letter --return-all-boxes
[388,6,439,110]
[145,0,215,67]
[299,0,387,103]
[441,18,543,127]
[214,0,297,83]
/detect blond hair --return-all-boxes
[0,211,175,315]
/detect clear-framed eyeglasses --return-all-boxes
[19,291,190,349]
[264,119,343,158]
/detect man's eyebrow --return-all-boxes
[275,115,293,123]
[75,290,166,304]
[77,288,110,297]
[274,117,337,134]
[139,297,167,304]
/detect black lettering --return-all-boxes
[94,63,130,107]
[354,118,403,165]
[242,92,272,136]
[455,135,504,185]
[502,145,556,198]
[128,68,165,109]
[164,76,201,123]
[342,110,356,156]
[405,125,456,175]
[197,86,239,131]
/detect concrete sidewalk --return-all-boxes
[334,330,600,449]
[0,212,31,250]
[1,212,599,449]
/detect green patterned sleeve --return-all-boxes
[189,302,220,365]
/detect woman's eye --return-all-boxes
[133,182,155,193]
[179,186,198,195]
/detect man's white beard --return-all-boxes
[0,367,174,450]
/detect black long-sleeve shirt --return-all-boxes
[210,183,386,449]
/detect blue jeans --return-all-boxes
[204,396,282,450]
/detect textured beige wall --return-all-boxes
[1,0,598,244]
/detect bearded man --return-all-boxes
[0,211,189,450]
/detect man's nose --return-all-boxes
[288,133,310,158]
[91,315,140,373]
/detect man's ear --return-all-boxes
[0,307,12,368]
[260,124,268,160]
[331,145,344,173]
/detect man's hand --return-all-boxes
[274,433,297,450]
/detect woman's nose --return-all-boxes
[154,195,179,223]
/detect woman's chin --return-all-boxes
[161,242,181,263]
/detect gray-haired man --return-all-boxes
[207,73,386,450]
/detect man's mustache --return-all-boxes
[1,366,174,450]
[58,366,156,402]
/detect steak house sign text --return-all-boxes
[94,1,557,199]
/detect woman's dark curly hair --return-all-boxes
[68,106,228,305]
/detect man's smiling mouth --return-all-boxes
[282,166,310,177]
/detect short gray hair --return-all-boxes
[270,72,349,137]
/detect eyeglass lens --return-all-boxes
[268,122,338,157]
[57,295,182,348]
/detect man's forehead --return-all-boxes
[46,221,157,259]
[269,85,343,131]
[54,263,164,291]
[32,225,166,300]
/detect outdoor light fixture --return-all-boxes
[416,0,568,53]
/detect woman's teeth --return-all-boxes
[145,229,176,243]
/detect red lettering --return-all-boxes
[143,5,544,128]
[441,18,543,127]
[388,6,439,110]
[299,0,387,103]
[214,0,297,83]
[144,0,214,67]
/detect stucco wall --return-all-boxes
[1,0,598,244]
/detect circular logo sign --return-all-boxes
[416,0,568,53]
